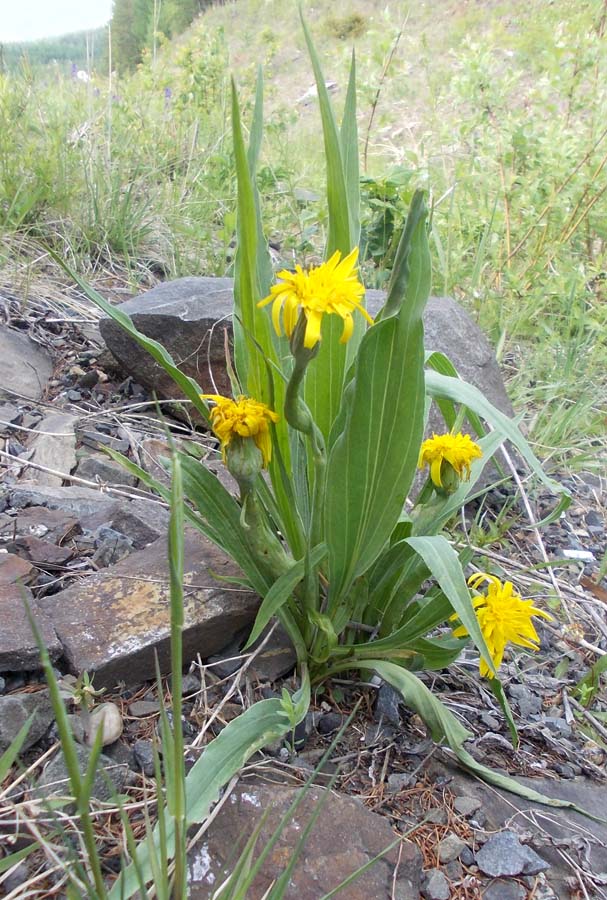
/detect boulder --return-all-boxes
[100,278,514,426]
[0,327,53,402]
[187,781,422,899]
[0,585,62,671]
[39,527,260,688]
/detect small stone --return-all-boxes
[541,716,572,737]
[454,795,482,817]
[132,738,156,776]
[483,880,527,900]
[425,807,448,825]
[87,702,124,746]
[508,683,542,718]
[438,832,468,863]
[181,673,201,695]
[0,689,54,752]
[0,404,22,432]
[374,682,402,725]
[37,744,128,803]
[128,700,161,717]
[317,712,343,735]
[422,868,450,900]
[460,846,474,866]
[476,830,550,877]
[2,860,30,894]
[92,526,133,567]
[77,454,138,488]
[387,772,413,793]
[66,390,82,402]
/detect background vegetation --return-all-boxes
[0,0,605,470]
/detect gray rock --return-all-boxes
[93,525,133,567]
[508,683,542,718]
[387,772,413,793]
[483,881,527,900]
[0,585,62,671]
[26,413,78,487]
[8,482,117,523]
[108,502,168,548]
[374,682,402,725]
[182,673,201,695]
[476,830,549,877]
[37,743,128,803]
[0,326,53,401]
[132,738,155,776]
[187,781,422,899]
[0,689,54,752]
[99,277,235,401]
[76,454,138,488]
[541,716,572,737]
[128,700,160,717]
[39,527,261,688]
[0,404,22,432]
[453,795,482,817]
[2,860,30,894]
[100,280,513,431]
[422,868,450,900]
[438,831,467,863]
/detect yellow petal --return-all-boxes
[304,310,323,348]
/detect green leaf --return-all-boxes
[0,842,40,875]
[325,193,430,602]
[243,544,327,650]
[358,660,606,820]
[406,535,495,675]
[487,676,519,749]
[0,716,33,783]
[47,249,209,422]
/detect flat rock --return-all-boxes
[76,453,138,488]
[476,830,549,877]
[8,482,117,524]
[39,528,260,688]
[26,413,78,486]
[0,507,81,544]
[0,327,53,401]
[187,781,422,899]
[100,279,513,429]
[0,689,54,752]
[0,552,37,586]
[7,534,74,568]
[0,585,61,671]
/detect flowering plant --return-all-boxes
[68,17,582,896]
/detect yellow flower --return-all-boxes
[452,573,553,678]
[418,432,483,489]
[203,394,279,467]
[258,247,373,349]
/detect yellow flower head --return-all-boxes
[452,573,553,678]
[258,248,373,349]
[203,394,279,467]
[418,432,483,489]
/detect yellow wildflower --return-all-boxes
[258,248,373,349]
[452,573,553,678]
[203,394,279,467]
[418,432,482,489]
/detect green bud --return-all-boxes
[225,436,263,493]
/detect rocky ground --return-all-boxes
[0,277,606,898]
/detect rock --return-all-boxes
[0,689,54,752]
[187,781,422,899]
[100,281,513,433]
[421,868,450,900]
[0,327,53,401]
[387,772,413,793]
[0,585,61,671]
[92,526,133,567]
[438,831,467,863]
[107,506,166,549]
[453,795,482,817]
[483,881,527,900]
[87,702,124,746]
[99,277,235,400]
[2,860,30,894]
[7,534,74,568]
[0,404,22,432]
[37,743,128,803]
[128,700,161,717]
[132,738,155,776]
[8,482,117,524]
[78,428,129,454]
[476,830,549,877]
[26,413,78,486]
[76,454,138,488]
[2,506,81,544]
[317,712,343,735]
[0,552,37,586]
[508,683,542,718]
[39,528,260,688]
[374,682,402,725]
[182,673,201,695]
[249,622,296,681]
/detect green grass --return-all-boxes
[1,0,605,469]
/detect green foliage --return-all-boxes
[325,13,367,41]
[0,29,107,73]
